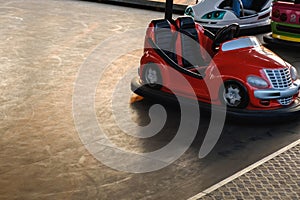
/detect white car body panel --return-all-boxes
[186,0,272,29]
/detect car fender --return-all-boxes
[221,75,252,100]
[140,51,171,85]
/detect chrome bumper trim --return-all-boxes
[254,80,300,100]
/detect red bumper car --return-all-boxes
[131,16,300,119]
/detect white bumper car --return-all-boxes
[185,0,272,32]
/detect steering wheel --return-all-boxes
[212,23,240,51]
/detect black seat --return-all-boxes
[176,16,207,69]
[151,19,176,61]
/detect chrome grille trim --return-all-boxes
[278,96,293,106]
[264,68,292,89]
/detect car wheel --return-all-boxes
[221,81,249,108]
[142,63,162,90]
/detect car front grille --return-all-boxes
[276,24,300,35]
[278,96,293,106]
[264,68,292,89]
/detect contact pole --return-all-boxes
[165,0,173,20]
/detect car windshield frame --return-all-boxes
[221,36,261,51]
[275,0,298,3]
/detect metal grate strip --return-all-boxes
[264,68,292,89]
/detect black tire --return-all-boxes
[220,81,249,108]
[142,63,163,90]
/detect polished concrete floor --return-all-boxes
[1,0,300,199]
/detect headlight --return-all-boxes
[290,66,298,81]
[201,11,226,20]
[280,13,287,22]
[185,7,194,17]
[247,76,268,88]
[272,9,280,18]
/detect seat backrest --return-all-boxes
[151,19,174,57]
[176,16,206,68]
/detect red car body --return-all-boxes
[134,16,300,111]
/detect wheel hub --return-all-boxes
[146,68,157,84]
[225,86,241,105]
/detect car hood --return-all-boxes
[215,46,289,71]
[216,37,289,70]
